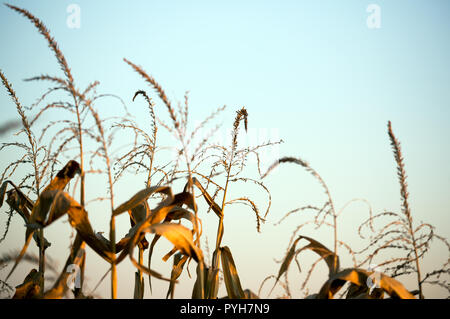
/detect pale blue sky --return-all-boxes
[1,0,449,298]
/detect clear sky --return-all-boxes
[0,0,449,299]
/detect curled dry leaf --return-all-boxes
[143,192,200,290]
[145,223,202,262]
[113,185,172,216]
[220,246,245,299]
[128,222,201,283]
[0,180,34,212]
[243,289,259,299]
[12,269,43,299]
[3,185,50,249]
[317,268,415,299]
[270,235,339,295]
[133,271,145,299]
[192,177,222,218]
[192,249,221,299]
[166,253,188,299]
[43,235,85,299]
[125,188,203,284]
[6,188,148,282]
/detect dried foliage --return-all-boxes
[0,4,448,300]
[259,122,449,299]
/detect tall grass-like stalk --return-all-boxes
[386,121,423,298]
[5,4,88,297]
[0,70,47,293]
[4,4,85,205]
[352,121,449,298]
[262,157,340,274]
[124,59,208,297]
[1,4,448,300]
[113,90,159,298]
[4,4,128,298]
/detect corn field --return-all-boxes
[0,4,449,299]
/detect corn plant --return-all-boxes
[0,4,448,300]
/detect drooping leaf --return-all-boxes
[144,223,202,262]
[346,283,384,299]
[113,185,172,216]
[207,249,221,299]
[220,246,245,299]
[192,262,208,299]
[270,235,338,295]
[243,289,259,299]
[133,271,145,299]
[192,177,222,218]
[166,253,188,299]
[4,187,50,249]
[43,235,85,299]
[129,202,149,224]
[270,236,301,295]
[12,269,43,299]
[0,180,34,211]
[297,235,339,276]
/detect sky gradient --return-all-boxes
[1,0,449,298]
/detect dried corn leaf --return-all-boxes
[5,188,50,249]
[244,289,259,299]
[162,246,179,262]
[113,185,172,216]
[66,204,115,262]
[128,217,198,282]
[0,180,8,208]
[207,249,221,299]
[5,188,32,223]
[346,283,384,299]
[129,202,149,224]
[191,248,221,299]
[43,235,85,299]
[0,180,34,211]
[128,203,150,250]
[140,193,199,290]
[12,269,43,299]
[220,246,245,299]
[192,262,208,299]
[4,188,68,281]
[271,235,338,295]
[269,236,301,295]
[297,235,339,276]
[133,271,145,299]
[317,268,415,299]
[144,223,202,262]
[192,177,222,218]
[147,234,161,293]
[7,188,129,271]
[166,253,188,299]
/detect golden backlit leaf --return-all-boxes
[166,253,188,299]
[43,235,85,299]
[220,246,245,299]
[297,235,339,276]
[12,269,43,299]
[113,185,172,216]
[144,223,202,262]
[192,177,222,218]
